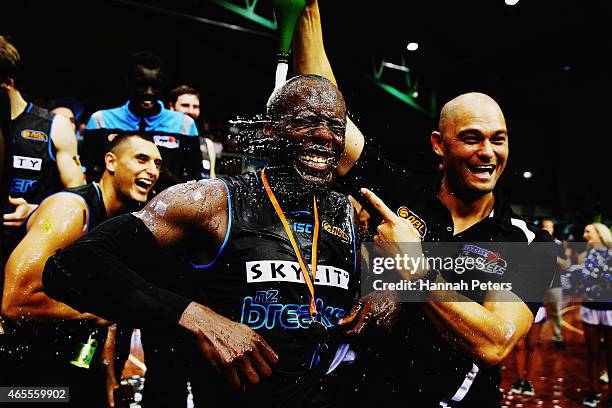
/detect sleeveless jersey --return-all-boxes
[62,183,107,231]
[189,172,358,406]
[9,103,62,204]
[3,183,108,365]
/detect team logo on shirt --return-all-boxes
[153,135,180,149]
[458,244,508,276]
[21,129,48,142]
[322,221,351,244]
[13,156,42,171]
[10,178,38,194]
[240,291,346,330]
[245,260,350,290]
[396,206,427,238]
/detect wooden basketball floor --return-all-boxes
[500,303,605,408]
[123,304,599,407]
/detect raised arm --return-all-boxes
[51,114,85,187]
[2,193,101,322]
[293,0,364,176]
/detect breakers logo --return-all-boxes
[10,178,38,194]
[246,260,350,290]
[21,129,48,142]
[459,244,508,276]
[153,135,180,149]
[240,290,346,330]
[396,206,427,238]
[13,156,42,171]
[322,221,351,244]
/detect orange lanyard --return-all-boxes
[260,169,320,317]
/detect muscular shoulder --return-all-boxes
[50,114,77,147]
[28,192,88,236]
[137,179,228,229]
[87,105,131,130]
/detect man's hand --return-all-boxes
[179,302,279,389]
[361,188,426,281]
[339,292,400,336]
[3,196,38,227]
[361,188,421,244]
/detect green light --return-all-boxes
[522,171,533,179]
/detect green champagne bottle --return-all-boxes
[268,0,307,97]
[272,0,308,62]
[69,328,102,369]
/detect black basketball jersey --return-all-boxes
[1,183,108,367]
[9,103,62,204]
[62,183,107,231]
[188,171,358,406]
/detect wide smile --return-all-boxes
[295,147,336,176]
[466,164,496,180]
[139,99,155,109]
[134,178,154,194]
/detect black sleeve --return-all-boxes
[42,214,192,329]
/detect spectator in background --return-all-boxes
[1,134,161,407]
[542,218,568,348]
[0,36,84,237]
[47,97,84,133]
[84,52,202,190]
[578,223,612,407]
[169,85,216,179]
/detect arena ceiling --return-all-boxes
[2,0,609,221]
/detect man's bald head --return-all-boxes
[438,92,506,137]
[431,92,509,197]
[266,74,346,121]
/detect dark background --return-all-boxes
[1,0,610,229]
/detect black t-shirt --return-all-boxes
[340,145,556,406]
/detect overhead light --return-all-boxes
[522,171,533,179]
[505,0,519,5]
[412,91,419,98]
[382,61,410,73]
[406,42,419,51]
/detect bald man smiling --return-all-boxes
[292,1,556,406]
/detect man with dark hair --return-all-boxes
[1,134,161,407]
[42,74,407,407]
[293,2,556,406]
[84,51,203,189]
[168,84,216,178]
[0,35,84,230]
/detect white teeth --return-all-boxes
[136,179,152,187]
[303,155,328,164]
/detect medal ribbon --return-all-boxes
[261,169,319,317]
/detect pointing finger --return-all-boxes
[360,188,396,223]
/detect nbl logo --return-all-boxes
[396,206,427,238]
